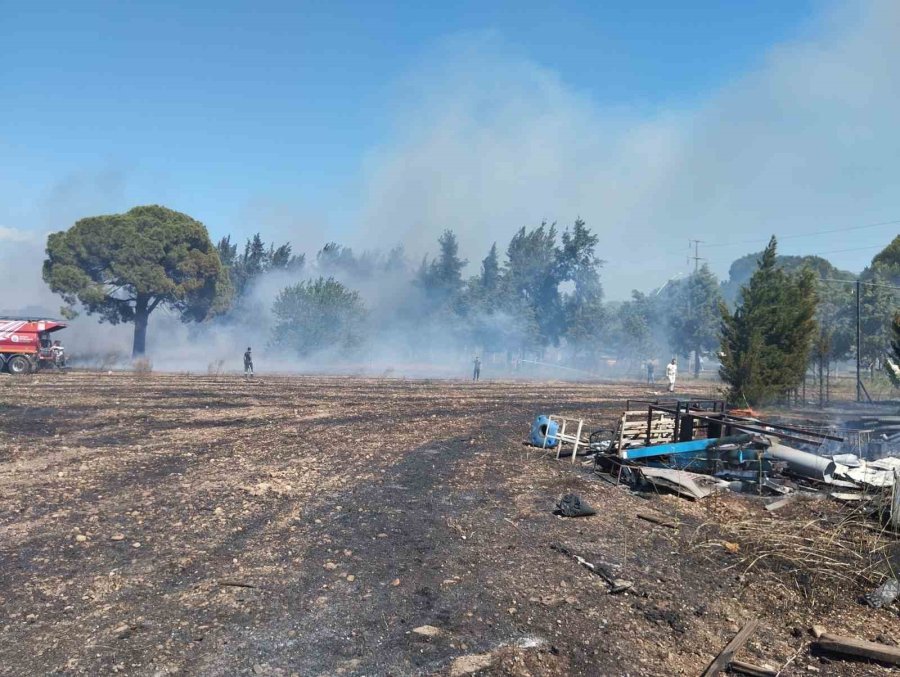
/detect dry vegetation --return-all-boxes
[1,372,898,676]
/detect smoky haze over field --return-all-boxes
[356,0,900,290]
[3,0,900,373]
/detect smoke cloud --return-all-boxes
[356,1,900,297]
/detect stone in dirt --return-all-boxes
[323,562,338,571]
[411,625,442,638]
[450,653,495,676]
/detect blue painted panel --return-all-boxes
[621,437,719,460]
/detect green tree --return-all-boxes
[719,236,818,405]
[854,237,900,374]
[893,313,900,365]
[216,235,238,268]
[238,233,268,290]
[382,246,408,275]
[504,222,564,347]
[479,243,500,294]
[667,264,722,377]
[856,272,898,374]
[223,233,304,298]
[888,313,900,388]
[417,230,467,305]
[268,242,303,271]
[872,234,900,280]
[317,242,359,276]
[43,205,230,357]
[614,291,660,361]
[720,252,855,306]
[559,219,605,365]
[271,277,367,357]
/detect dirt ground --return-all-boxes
[1,372,899,676]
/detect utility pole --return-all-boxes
[688,240,705,272]
[686,240,706,378]
[856,278,861,403]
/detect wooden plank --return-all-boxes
[701,620,759,676]
[636,512,678,529]
[622,424,673,430]
[730,659,777,677]
[570,419,583,463]
[816,632,900,666]
[623,428,670,434]
[549,544,633,593]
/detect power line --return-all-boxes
[691,240,889,267]
[702,218,900,249]
[810,244,887,256]
[816,277,900,291]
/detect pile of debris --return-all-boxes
[531,402,900,673]
[530,400,900,516]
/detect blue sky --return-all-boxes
[4,0,899,298]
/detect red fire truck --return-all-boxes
[0,318,68,374]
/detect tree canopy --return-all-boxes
[43,205,230,356]
[270,277,367,357]
[888,313,900,389]
[719,236,818,406]
[218,233,304,297]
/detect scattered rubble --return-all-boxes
[552,493,596,517]
[449,652,495,676]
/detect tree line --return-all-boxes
[41,205,900,405]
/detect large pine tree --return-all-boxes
[719,236,818,405]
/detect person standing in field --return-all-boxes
[666,358,677,392]
[244,346,254,378]
[646,360,655,384]
[473,356,481,382]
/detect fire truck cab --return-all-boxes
[0,318,68,374]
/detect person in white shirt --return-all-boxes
[665,358,677,392]
[51,340,66,367]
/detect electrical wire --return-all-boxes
[702,218,900,249]
[817,277,900,291]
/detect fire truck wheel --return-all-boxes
[7,356,31,375]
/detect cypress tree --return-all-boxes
[893,313,900,366]
[888,313,900,388]
[719,236,818,406]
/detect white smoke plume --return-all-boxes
[356,1,900,297]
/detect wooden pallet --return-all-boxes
[617,410,675,455]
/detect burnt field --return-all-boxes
[1,373,898,676]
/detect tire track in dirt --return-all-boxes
[191,434,524,676]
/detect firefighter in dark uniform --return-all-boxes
[243,347,254,378]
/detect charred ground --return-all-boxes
[0,373,897,676]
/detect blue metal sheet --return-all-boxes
[621,437,720,460]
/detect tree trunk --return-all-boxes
[132,295,150,357]
[818,356,824,408]
[693,348,701,378]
